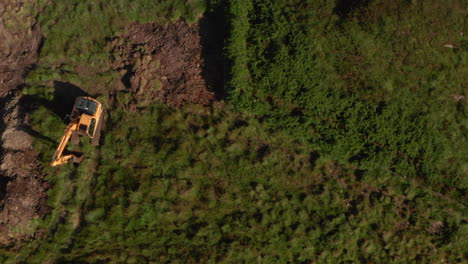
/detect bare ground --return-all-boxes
[0,0,49,248]
[110,20,217,108]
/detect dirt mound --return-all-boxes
[0,92,49,248]
[110,20,216,108]
[0,0,49,248]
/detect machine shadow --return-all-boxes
[19,81,89,145]
[52,81,89,120]
[18,125,56,145]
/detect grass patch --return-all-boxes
[1,0,466,263]
[224,0,467,197]
[7,88,466,262]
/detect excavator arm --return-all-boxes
[51,123,80,166]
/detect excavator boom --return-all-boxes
[50,123,78,166]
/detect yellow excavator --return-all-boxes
[51,96,104,166]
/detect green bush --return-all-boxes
[224,0,467,196]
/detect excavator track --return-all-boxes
[71,130,80,145]
[91,109,104,146]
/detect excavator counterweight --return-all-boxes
[51,97,104,167]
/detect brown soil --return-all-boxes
[0,0,49,248]
[110,20,217,108]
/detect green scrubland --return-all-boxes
[1,0,466,263]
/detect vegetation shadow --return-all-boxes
[334,0,371,20]
[199,5,227,99]
[0,176,9,205]
[0,93,17,205]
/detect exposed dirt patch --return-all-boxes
[110,19,217,108]
[0,0,49,248]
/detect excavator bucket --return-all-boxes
[72,152,84,163]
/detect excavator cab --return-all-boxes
[71,97,101,139]
[75,97,98,116]
[51,97,104,167]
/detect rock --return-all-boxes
[2,129,32,150]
